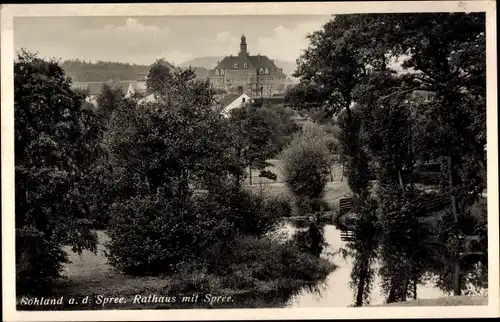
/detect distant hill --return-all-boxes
[180,56,299,79]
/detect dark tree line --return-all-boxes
[60,59,150,82]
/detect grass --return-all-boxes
[244,159,344,186]
[18,230,336,310]
[373,296,488,307]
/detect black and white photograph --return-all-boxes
[1,2,498,321]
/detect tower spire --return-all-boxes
[239,34,248,56]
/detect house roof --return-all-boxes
[218,93,242,108]
[191,67,211,79]
[212,54,281,75]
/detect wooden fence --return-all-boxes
[336,193,452,242]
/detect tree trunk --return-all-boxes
[329,165,334,182]
[387,282,397,303]
[402,274,409,302]
[413,277,418,300]
[249,165,252,185]
[398,169,405,194]
[355,259,369,306]
[448,154,461,296]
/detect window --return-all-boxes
[242,98,246,103]
[234,63,238,68]
[215,69,220,75]
[259,68,264,74]
[243,63,248,68]
[221,69,225,75]
[265,68,269,74]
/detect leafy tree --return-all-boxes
[228,104,283,185]
[15,50,103,295]
[96,83,125,126]
[290,12,486,303]
[281,126,331,214]
[105,67,251,275]
[289,14,378,306]
[367,12,486,296]
[264,103,301,152]
[146,59,174,98]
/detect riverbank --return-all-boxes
[17,230,336,310]
[372,296,488,307]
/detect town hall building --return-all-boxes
[209,35,287,98]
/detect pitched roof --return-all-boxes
[191,67,211,79]
[217,93,242,108]
[214,55,256,72]
[211,53,283,76]
[247,55,279,72]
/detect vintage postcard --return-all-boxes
[1,1,498,321]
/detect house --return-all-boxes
[137,92,156,105]
[71,81,136,107]
[220,93,251,118]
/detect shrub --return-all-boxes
[281,128,331,214]
[265,194,293,218]
[107,186,282,276]
[106,193,234,276]
[167,236,336,307]
[291,222,327,257]
[16,226,69,296]
[192,186,281,239]
[106,195,192,276]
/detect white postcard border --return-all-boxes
[2,2,498,321]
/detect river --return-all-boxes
[279,222,449,307]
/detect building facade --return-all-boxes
[209,35,287,98]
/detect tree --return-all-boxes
[290,12,486,303]
[96,83,125,127]
[146,59,174,98]
[289,15,379,306]
[15,50,104,295]
[105,67,250,275]
[264,103,301,152]
[363,12,486,296]
[281,126,331,215]
[228,104,283,185]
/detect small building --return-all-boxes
[72,81,135,107]
[137,92,156,105]
[220,93,251,118]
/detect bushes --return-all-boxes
[106,186,283,276]
[281,128,331,214]
[16,226,69,296]
[265,193,293,218]
[106,192,237,276]
[169,236,336,300]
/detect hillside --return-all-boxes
[180,56,299,79]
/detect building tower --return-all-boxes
[239,34,248,56]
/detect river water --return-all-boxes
[279,223,449,307]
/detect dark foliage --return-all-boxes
[15,50,103,295]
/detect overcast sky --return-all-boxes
[14,15,331,65]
